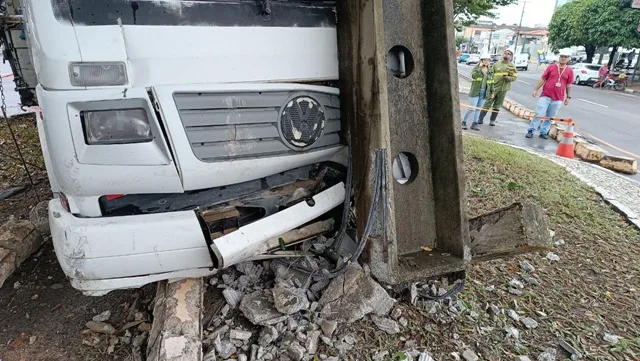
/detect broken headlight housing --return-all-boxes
[81,108,153,145]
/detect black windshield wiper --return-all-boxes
[262,0,272,14]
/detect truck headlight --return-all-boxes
[69,62,127,86]
[82,109,153,145]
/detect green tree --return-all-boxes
[549,0,640,63]
[453,0,518,28]
[455,36,467,48]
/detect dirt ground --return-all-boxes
[1,126,639,360]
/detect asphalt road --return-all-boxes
[457,63,640,160]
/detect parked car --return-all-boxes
[514,53,530,71]
[490,54,502,64]
[571,63,600,85]
[458,53,470,63]
[466,54,480,65]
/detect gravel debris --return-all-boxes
[92,310,111,322]
[537,347,557,361]
[272,284,310,315]
[85,321,116,335]
[603,332,622,345]
[462,348,479,361]
[507,309,520,322]
[520,317,539,329]
[546,252,560,261]
[509,288,524,296]
[305,330,321,355]
[239,290,286,326]
[230,329,252,341]
[558,339,583,360]
[509,278,525,289]
[519,260,536,273]
[554,239,565,247]
[505,326,520,340]
[287,341,306,361]
[515,356,532,361]
[318,265,394,322]
[214,335,237,359]
[318,319,337,337]
[258,326,279,347]
[371,316,400,334]
[398,316,408,327]
[222,288,243,309]
[373,351,389,361]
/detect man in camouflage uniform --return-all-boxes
[478,48,518,126]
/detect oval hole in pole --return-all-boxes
[387,45,414,79]
[392,152,418,185]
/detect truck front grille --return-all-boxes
[173,90,341,162]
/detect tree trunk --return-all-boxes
[585,44,596,64]
[608,45,619,68]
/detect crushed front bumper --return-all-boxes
[49,176,345,296]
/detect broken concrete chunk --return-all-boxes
[537,348,557,361]
[398,317,408,327]
[519,260,535,273]
[230,329,252,341]
[373,351,390,361]
[92,310,112,322]
[258,326,279,347]
[223,288,243,309]
[509,288,523,296]
[504,326,520,340]
[214,335,237,359]
[273,284,310,315]
[240,290,285,326]
[371,316,400,335]
[520,317,538,329]
[507,309,520,322]
[515,357,532,361]
[558,339,582,360]
[603,332,621,345]
[318,319,338,337]
[318,265,394,322]
[305,330,321,355]
[287,341,306,361]
[509,278,525,289]
[546,252,560,262]
[462,349,479,361]
[86,321,116,335]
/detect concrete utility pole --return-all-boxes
[336,0,470,284]
[513,1,527,53]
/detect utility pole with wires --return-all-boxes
[513,0,528,54]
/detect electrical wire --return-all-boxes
[416,279,466,301]
[277,149,386,281]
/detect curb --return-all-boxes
[499,98,638,175]
[464,133,640,230]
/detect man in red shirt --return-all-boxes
[526,50,574,139]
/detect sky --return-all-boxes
[480,0,557,28]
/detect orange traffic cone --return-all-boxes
[556,122,575,159]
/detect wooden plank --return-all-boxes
[147,278,204,361]
[469,202,553,262]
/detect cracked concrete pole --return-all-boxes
[147,278,204,361]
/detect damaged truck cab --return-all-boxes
[9,0,346,295]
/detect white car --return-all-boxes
[571,63,601,85]
[466,54,480,65]
[514,53,530,71]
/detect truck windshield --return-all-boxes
[52,0,336,27]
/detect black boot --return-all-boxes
[489,111,498,126]
[478,110,487,124]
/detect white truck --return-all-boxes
[2,0,346,295]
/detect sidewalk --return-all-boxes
[459,76,640,228]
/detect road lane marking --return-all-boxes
[577,98,609,108]
[517,80,532,85]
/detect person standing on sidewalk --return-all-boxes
[477,48,518,126]
[462,53,494,131]
[526,51,573,139]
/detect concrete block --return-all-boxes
[555,129,565,142]
[575,143,605,162]
[0,248,17,289]
[599,155,638,174]
[549,124,559,139]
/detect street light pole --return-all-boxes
[513,1,527,53]
[488,23,494,54]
